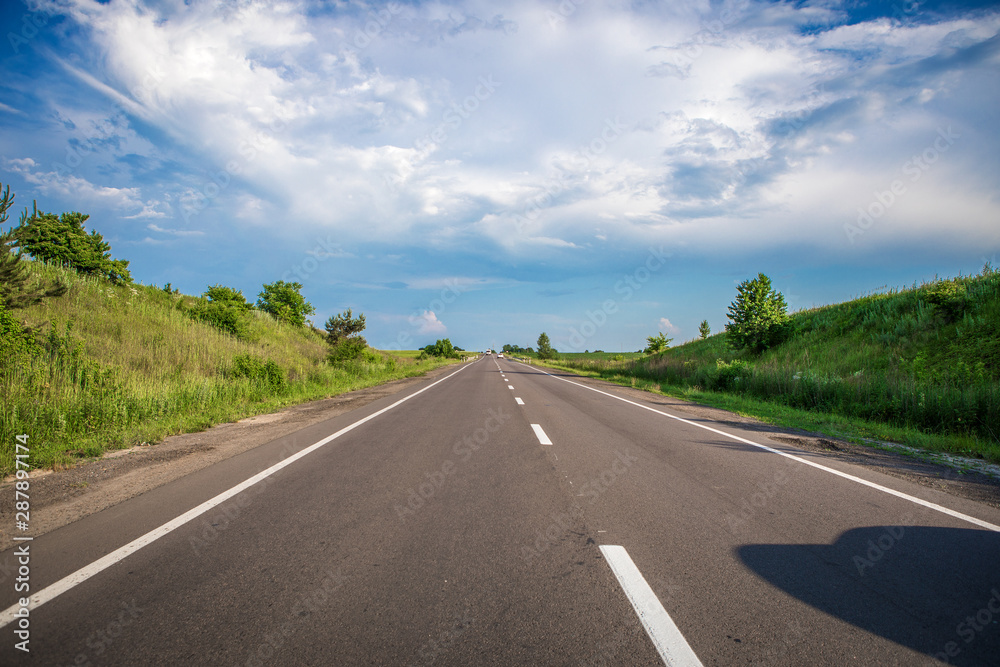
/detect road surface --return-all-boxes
[1,355,998,665]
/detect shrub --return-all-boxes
[189,285,254,340]
[229,353,286,390]
[923,279,968,323]
[328,336,369,363]
[423,338,460,359]
[189,300,252,340]
[0,302,40,360]
[714,359,752,390]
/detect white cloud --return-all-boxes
[2,157,159,215]
[411,310,447,335]
[659,318,681,335]
[16,0,1000,261]
[147,223,203,236]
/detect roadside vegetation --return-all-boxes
[0,186,462,475]
[540,268,1000,463]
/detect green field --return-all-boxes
[540,267,1000,463]
[0,261,460,475]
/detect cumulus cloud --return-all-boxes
[411,310,447,335]
[659,318,681,335]
[9,0,1000,262]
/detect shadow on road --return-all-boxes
[738,525,1000,665]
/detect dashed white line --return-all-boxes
[508,385,514,390]
[531,424,553,445]
[515,397,525,405]
[600,545,703,667]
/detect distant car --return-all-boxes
[497,353,504,358]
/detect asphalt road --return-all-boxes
[1,355,999,665]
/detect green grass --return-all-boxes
[539,267,1000,464]
[0,262,460,475]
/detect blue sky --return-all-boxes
[1,0,998,352]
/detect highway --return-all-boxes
[1,354,999,665]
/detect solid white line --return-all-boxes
[515,362,1000,533]
[0,362,475,629]
[531,424,553,445]
[600,545,703,667]
[515,397,525,405]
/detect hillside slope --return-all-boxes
[551,267,1000,461]
[0,261,453,474]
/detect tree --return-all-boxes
[644,331,672,354]
[725,273,791,354]
[536,332,557,360]
[699,320,711,340]
[325,308,366,343]
[0,185,66,311]
[13,202,131,284]
[256,280,315,327]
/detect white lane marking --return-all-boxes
[515,362,1000,533]
[600,545,703,667]
[515,397,525,405]
[531,424,553,445]
[0,362,476,630]
[508,385,514,390]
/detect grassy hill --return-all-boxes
[0,261,458,475]
[544,266,1000,463]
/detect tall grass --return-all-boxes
[0,262,457,475]
[547,268,1000,461]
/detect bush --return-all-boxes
[0,302,40,360]
[923,279,968,323]
[189,300,252,340]
[229,353,286,390]
[422,338,460,359]
[328,336,368,363]
[714,358,752,390]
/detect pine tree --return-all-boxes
[325,308,366,343]
[725,273,791,354]
[13,202,131,284]
[698,320,711,339]
[0,184,66,311]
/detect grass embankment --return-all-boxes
[540,269,1000,464]
[0,262,459,475]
